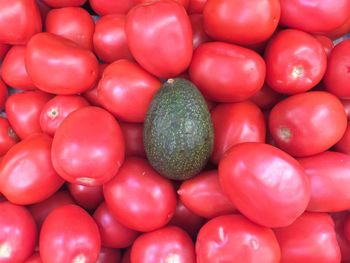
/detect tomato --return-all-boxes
[0,134,64,205]
[68,183,104,211]
[324,39,350,99]
[119,122,145,157]
[0,79,7,111]
[26,32,99,95]
[196,214,280,263]
[335,124,350,154]
[40,204,101,263]
[40,95,89,136]
[274,212,341,263]
[24,252,42,263]
[0,0,41,45]
[93,202,140,248]
[219,143,310,227]
[5,90,52,139]
[126,0,193,78]
[131,226,196,263]
[190,14,211,50]
[0,44,9,61]
[250,84,283,110]
[0,117,19,157]
[52,106,125,186]
[0,202,37,263]
[203,0,280,46]
[188,0,206,14]
[269,91,347,157]
[189,42,266,102]
[97,59,161,122]
[178,170,236,219]
[90,0,136,15]
[279,0,350,33]
[313,35,334,56]
[210,101,266,164]
[28,190,75,229]
[103,157,177,232]
[45,7,94,50]
[265,29,327,94]
[42,0,86,8]
[1,45,36,90]
[93,15,133,63]
[97,248,121,263]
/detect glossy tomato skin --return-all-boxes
[126,0,193,78]
[40,95,89,136]
[119,122,146,157]
[93,15,133,63]
[93,202,140,248]
[26,32,99,95]
[52,106,125,186]
[196,214,281,263]
[178,170,236,219]
[42,0,86,8]
[103,157,177,232]
[335,124,350,154]
[67,183,103,211]
[189,14,210,49]
[324,39,350,98]
[40,204,101,263]
[45,7,94,50]
[219,143,310,227]
[1,45,36,90]
[203,0,280,46]
[0,0,42,45]
[6,90,52,139]
[131,226,196,263]
[265,29,327,94]
[0,117,18,157]
[269,91,347,157]
[313,35,334,56]
[210,101,266,164]
[279,0,350,33]
[97,59,161,122]
[90,0,136,15]
[0,202,37,263]
[189,42,265,102]
[0,134,64,205]
[274,212,341,263]
[96,248,121,263]
[250,84,283,110]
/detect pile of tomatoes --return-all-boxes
[1,0,350,262]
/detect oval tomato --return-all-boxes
[97,248,121,263]
[190,14,210,49]
[0,117,18,157]
[103,157,177,232]
[250,84,283,110]
[52,106,125,186]
[26,32,99,95]
[269,91,347,157]
[189,42,266,102]
[67,183,104,211]
[196,214,281,263]
[90,0,136,15]
[119,122,146,157]
[42,0,86,8]
[126,0,193,78]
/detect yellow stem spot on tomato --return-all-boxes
[48,107,59,119]
[0,242,11,258]
[278,127,291,142]
[292,65,304,79]
[73,254,86,263]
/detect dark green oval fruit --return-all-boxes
[143,78,214,180]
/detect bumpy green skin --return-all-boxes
[143,78,214,180]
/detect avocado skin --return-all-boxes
[143,78,214,180]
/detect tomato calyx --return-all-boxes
[0,242,11,258]
[277,127,292,142]
[48,107,59,119]
[292,65,304,79]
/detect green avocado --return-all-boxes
[143,78,214,180]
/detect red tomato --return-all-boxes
[189,42,266,102]
[265,29,327,94]
[97,248,122,263]
[250,84,283,110]
[52,106,125,186]
[97,59,161,122]
[203,0,280,45]
[131,226,196,263]
[274,212,341,263]
[40,205,101,263]
[28,190,75,229]
[196,214,280,263]
[1,45,36,90]
[93,202,140,248]
[0,202,37,263]
[24,252,42,263]
[0,117,19,156]
[90,0,136,15]
[126,0,193,78]
[313,35,334,56]
[0,44,9,61]
[335,124,350,154]
[0,79,7,111]
[324,39,350,98]
[190,14,211,50]
[26,32,99,95]
[188,0,206,14]
[67,183,104,211]
[103,157,177,232]
[119,122,146,157]
[279,0,350,33]
[0,134,64,205]
[93,15,133,63]
[219,143,310,227]
[42,0,86,8]
[178,170,236,218]
[45,7,94,50]
[40,95,89,136]
[210,101,266,164]
[269,91,347,157]
[6,90,52,139]
[0,0,42,45]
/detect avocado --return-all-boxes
[143,78,214,180]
